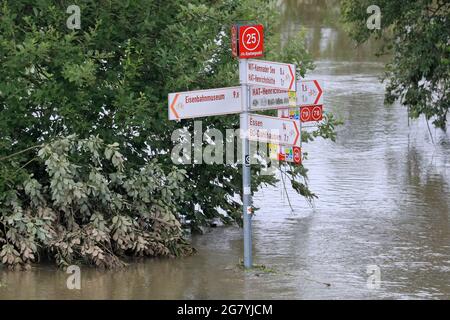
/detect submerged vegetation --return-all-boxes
[1,135,192,270]
[0,0,339,269]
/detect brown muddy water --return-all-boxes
[1,0,449,299]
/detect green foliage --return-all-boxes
[0,135,192,270]
[0,0,339,269]
[341,0,450,129]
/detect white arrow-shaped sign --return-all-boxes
[168,86,242,120]
[245,114,300,146]
[249,80,324,111]
[298,80,323,106]
[241,59,296,91]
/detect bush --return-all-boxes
[0,135,193,270]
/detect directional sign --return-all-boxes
[249,80,324,111]
[272,108,302,165]
[241,59,296,91]
[168,86,242,120]
[301,105,323,122]
[246,114,299,146]
[298,80,323,106]
[250,87,290,111]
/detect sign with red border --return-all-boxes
[231,24,264,59]
[271,109,302,165]
[249,80,324,111]
[243,59,296,91]
[246,114,300,146]
[293,146,301,164]
[298,80,323,106]
[300,105,323,122]
[168,87,242,120]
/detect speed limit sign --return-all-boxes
[231,24,264,59]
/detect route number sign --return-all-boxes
[231,24,264,59]
[300,105,323,122]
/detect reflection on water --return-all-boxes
[1,0,449,299]
[252,59,450,299]
[279,0,386,62]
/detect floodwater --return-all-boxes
[1,0,449,299]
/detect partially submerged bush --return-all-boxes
[0,135,193,270]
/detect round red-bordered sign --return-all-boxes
[301,107,311,122]
[312,106,322,121]
[241,26,261,52]
[293,147,301,164]
[236,24,264,59]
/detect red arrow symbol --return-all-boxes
[293,120,299,145]
[313,80,322,105]
[169,93,180,120]
[288,65,295,91]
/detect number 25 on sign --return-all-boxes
[231,24,264,59]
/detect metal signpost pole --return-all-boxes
[240,58,252,269]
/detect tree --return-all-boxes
[341,0,450,129]
[0,0,338,268]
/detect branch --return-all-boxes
[0,145,42,161]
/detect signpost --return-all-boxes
[239,59,252,269]
[168,87,242,120]
[246,114,300,146]
[168,23,326,269]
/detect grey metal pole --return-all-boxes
[239,59,252,269]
